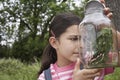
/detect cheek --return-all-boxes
[60,42,75,53]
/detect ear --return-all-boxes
[49,37,58,49]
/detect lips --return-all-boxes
[73,52,80,57]
[73,52,79,54]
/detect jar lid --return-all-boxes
[85,1,104,14]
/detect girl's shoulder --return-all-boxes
[38,64,54,80]
[38,72,45,80]
[38,63,75,80]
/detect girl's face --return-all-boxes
[52,25,82,67]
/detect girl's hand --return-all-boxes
[100,0,113,19]
[104,7,112,19]
[73,58,102,80]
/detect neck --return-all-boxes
[56,60,74,67]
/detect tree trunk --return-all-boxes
[105,0,120,31]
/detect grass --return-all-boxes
[0,58,120,80]
[0,58,40,80]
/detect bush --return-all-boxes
[0,58,40,80]
[0,58,120,80]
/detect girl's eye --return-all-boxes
[69,37,79,41]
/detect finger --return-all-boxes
[106,12,113,19]
[74,58,81,71]
[100,0,105,4]
[87,72,100,78]
[99,0,106,7]
[90,69,102,74]
[103,7,113,19]
[84,68,102,75]
[85,69,101,80]
[104,7,110,15]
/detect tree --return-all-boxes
[0,0,84,62]
[105,0,120,31]
[105,0,120,52]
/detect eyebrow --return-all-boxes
[69,35,81,38]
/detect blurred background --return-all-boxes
[0,0,120,80]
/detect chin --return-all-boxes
[72,58,78,62]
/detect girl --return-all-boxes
[38,1,120,80]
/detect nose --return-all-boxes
[75,40,83,60]
[78,38,84,48]
[75,39,83,52]
[78,42,83,49]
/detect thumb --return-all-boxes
[74,58,81,71]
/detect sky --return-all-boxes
[74,0,83,6]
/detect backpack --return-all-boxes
[44,68,52,80]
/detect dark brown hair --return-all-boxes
[38,12,81,75]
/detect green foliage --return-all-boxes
[0,58,120,80]
[0,58,40,80]
[0,45,11,58]
[90,28,113,67]
[0,0,86,62]
[11,35,44,62]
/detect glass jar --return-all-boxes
[78,0,119,68]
